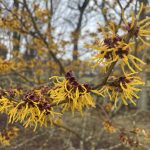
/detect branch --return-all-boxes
[53,122,82,140]
[94,61,117,89]
[72,0,89,61]
[97,143,122,150]
[117,0,133,29]
[23,0,65,74]
[11,68,37,85]
[49,99,68,107]
[11,132,47,150]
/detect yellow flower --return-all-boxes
[123,3,150,46]
[85,22,120,71]
[7,90,60,131]
[86,33,145,73]
[49,71,100,114]
[0,97,15,113]
[104,72,144,107]
[103,120,116,133]
[35,8,49,18]
[0,127,19,146]
[104,103,113,112]
[114,42,145,73]
[142,129,150,143]
[0,59,13,73]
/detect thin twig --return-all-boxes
[23,0,65,74]
[11,68,36,85]
[95,61,117,89]
[96,143,122,150]
[53,122,82,140]
[12,132,47,150]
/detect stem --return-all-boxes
[95,61,117,89]
[53,122,82,140]
[11,68,36,85]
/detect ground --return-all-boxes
[0,110,150,150]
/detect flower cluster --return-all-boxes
[8,88,61,131]
[0,127,19,146]
[0,97,15,113]
[104,72,144,107]
[123,3,150,46]
[0,87,61,131]
[118,126,150,148]
[49,71,103,113]
[119,130,139,147]
[0,59,13,73]
[85,4,148,107]
[86,22,145,73]
[102,120,116,133]
[0,71,104,131]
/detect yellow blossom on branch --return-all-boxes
[123,3,150,46]
[103,120,116,133]
[49,71,104,113]
[0,59,13,73]
[0,97,15,113]
[7,90,61,131]
[86,22,145,73]
[104,72,144,107]
[0,87,61,131]
[0,127,19,146]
